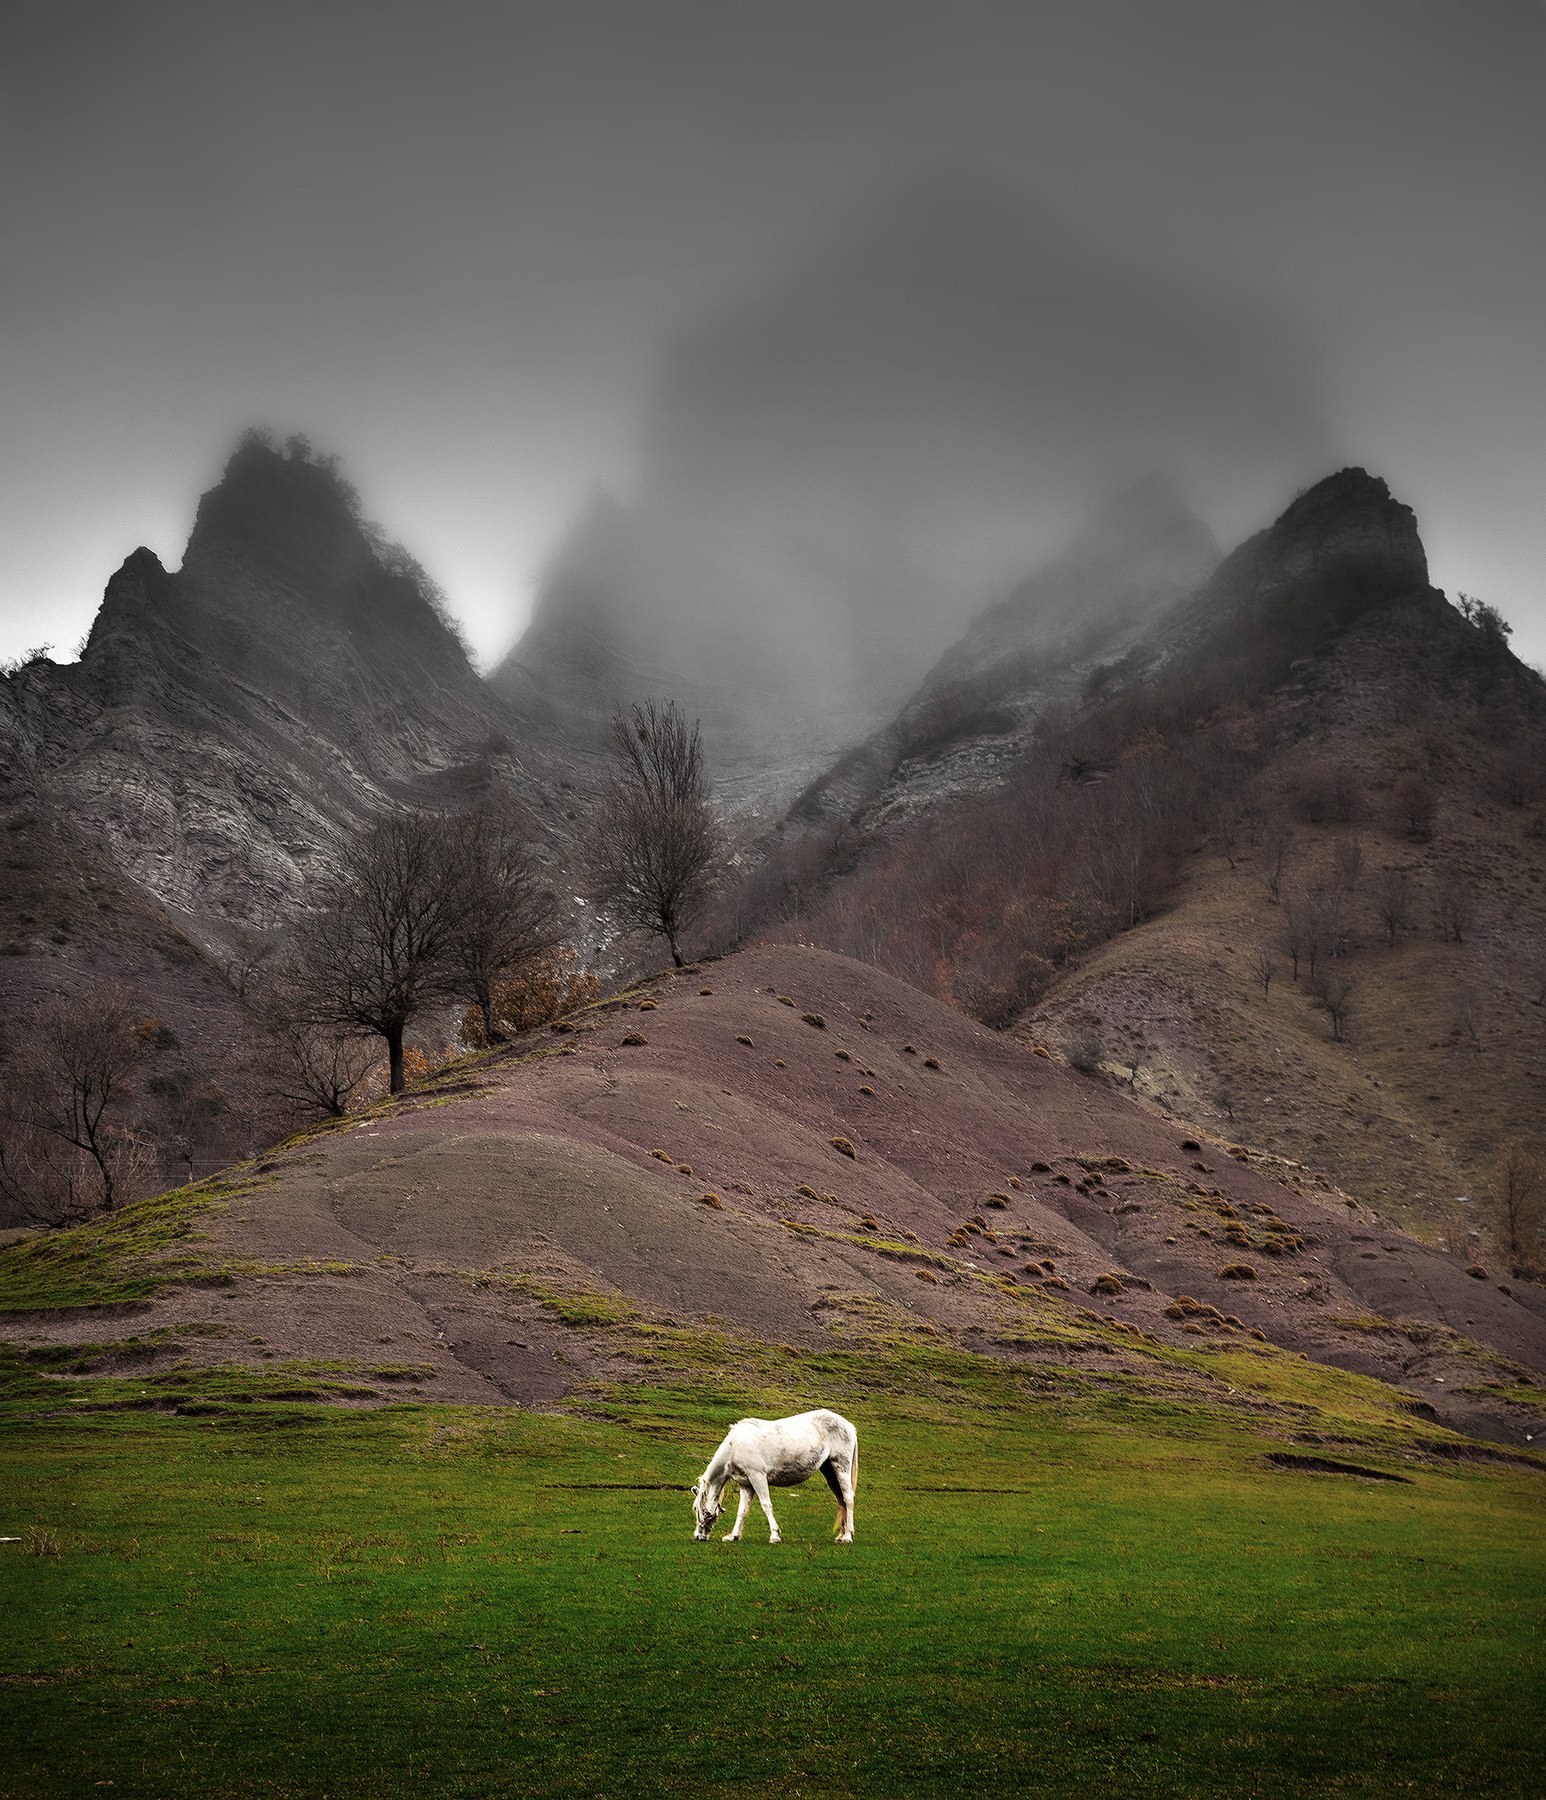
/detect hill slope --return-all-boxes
[4,943,1541,1447]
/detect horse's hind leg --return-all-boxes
[831,1455,856,1543]
[724,1483,752,1543]
[747,1471,781,1543]
[820,1459,849,1540]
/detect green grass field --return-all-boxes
[4,1342,1543,1800]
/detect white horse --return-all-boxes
[690,1408,859,1544]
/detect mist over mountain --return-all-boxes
[497,172,1335,771]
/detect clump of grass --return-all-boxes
[737,1035,754,1047]
[1030,1161,1050,1173]
[902,1044,918,1055]
[774,1059,786,1069]
[1008,1176,1022,1189]
[858,1085,876,1097]
[777,995,795,1006]
[985,1193,1009,1208]
[923,1056,941,1070]
[650,1148,674,1163]
[830,1137,857,1159]
[858,1215,879,1232]
[802,1012,826,1029]
[835,1048,852,1061]
[1466,1265,1488,1279]
[796,1184,822,1201]
[1219,1263,1257,1281]
[620,1033,648,1046]
[698,988,713,996]
[1043,1276,1069,1291]
[914,1268,939,1283]
[1181,1139,1201,1151]
[677,1164,693,1175]
[1090,1273,1125,1296]
[637,1000,657,1011]
[698,1193,724,1209]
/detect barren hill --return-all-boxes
[5,944,1541,1448]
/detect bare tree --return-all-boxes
[1367,869,1415,946]
[1496,1138,1543,1269]
[290,813,477,1093]
[584,699,722,967]
[1262,825,1292,904]
[1279,901,1306,981]
[1433,867,1476,944]
[1250,945,1277,1001]
[1453,981,1482,1050]
[1332,837,1364,893]
[259,998,378,1120]
[441,807,562,1042]
[13,985,149,1211]
[1309,970,1356,1043]
[1393,772,1438,839]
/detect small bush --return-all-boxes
[1219,1263,1257,1281]
[802,1012,826,1029]
[1181,1321,1206,1334]
[1090,1273,1124,1295]
[1043,1276,1069,1291]
[698,1192,724,1209]
[985,1193,1009,1208]
[830,1137,857,1159]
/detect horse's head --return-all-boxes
[690,1478,721,1541]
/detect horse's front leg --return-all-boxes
[747,1472,781,1543]
[723,1484,752,1542]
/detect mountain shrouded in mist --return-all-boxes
[496,171,1336,766]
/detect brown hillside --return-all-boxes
[6,944,1541,1446]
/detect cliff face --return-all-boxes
[0,441,528,934]
[1179,466,1432,653]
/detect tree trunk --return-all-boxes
[478,987,502,1045]
[387,1022,406,1094]
[666,925,684,968]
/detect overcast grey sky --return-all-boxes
[3,0,1544,670]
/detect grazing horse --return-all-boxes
[690,1408,858,1544]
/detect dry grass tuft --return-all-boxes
[985,1193,1009,1208]
[1219,1263,1257,1281]
[773,1058,786,1068]
[858,1084,877,1097]
[650,1149,674,1163]
[1030,1161,1051,1173]
[830,1136,857,1159]
[835,1048,852,1061]
[736,1035,754,1047]
[802,1012,826,1029]
[677,1164,693,1175]
[698,988,713,995]
[698,1192,724,1209]
[902,1044,918,1055]
[914,1268,939,1283]
[638,1000,658,1011]
[1090,1273,1125,1295]
[620,1033,648,1047]
[777,995,795,1006]
[1466,1265,1488,1279]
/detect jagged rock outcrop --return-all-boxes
[0,439,550,934]
[1176,466,1433,656]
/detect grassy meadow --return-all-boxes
[3,1339,1543,1800]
